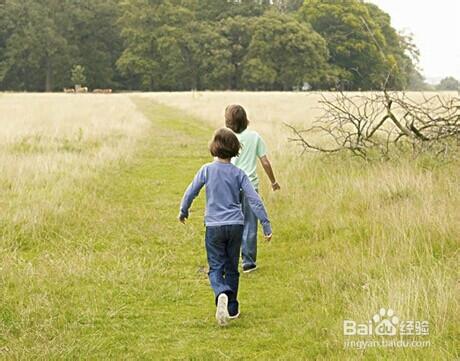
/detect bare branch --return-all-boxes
[286,91,459,160]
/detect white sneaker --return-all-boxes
[215,293,230,326]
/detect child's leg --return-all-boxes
[224,224,244,316]
[241,192,258,268]
[205,226,233,302]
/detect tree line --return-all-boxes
[0,0,427,92]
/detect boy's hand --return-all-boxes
[264,233,272,242]
[178,215,187,224]
[271,182,280,191]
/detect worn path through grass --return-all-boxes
[1,98,318,359]
[1,97,455,360]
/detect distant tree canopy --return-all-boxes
[0,0,421,91]
[436,77,459,91]
[0,0,121,91]
[297,0,418,90]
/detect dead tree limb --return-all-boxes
[286,91,460,160]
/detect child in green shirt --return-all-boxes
[225,104,280,273]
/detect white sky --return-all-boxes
[367,0,460,82]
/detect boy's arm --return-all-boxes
[179,166,206,221]
[240,174,272,236]
[259,155,280,191]
[256,135,280,191]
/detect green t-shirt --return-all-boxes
[232,129,267,189]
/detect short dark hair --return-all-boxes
[209,128,240,159]
[225,104,249,134]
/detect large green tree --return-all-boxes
[117,0,185,90]
[219,16,254,89]
[243,11,328,90]
[118,1,232,90]
[0,0,72,91]
[364,2,419,89]
[67,0,123,89]
[437,76,459,91]
[116,1,153,89]
[0,0,419,91]
[298,0,414,90]
[156,21,231,90]
[0,0,122,91]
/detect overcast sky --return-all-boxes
[367,0,460,82]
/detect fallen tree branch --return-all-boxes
[286,91,460,160]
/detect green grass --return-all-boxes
[0,98,458,360]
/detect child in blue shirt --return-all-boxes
[179,128,272,326]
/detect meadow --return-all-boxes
[0,92,458,360]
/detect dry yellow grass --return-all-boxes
[139,91,459,357]
[140,91,322,153]
[0,92,457,358]
[141,90,458,153]
[0,93,150,228]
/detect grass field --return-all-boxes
[0,92,458,360]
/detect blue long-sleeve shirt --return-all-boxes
[179,161,272,235]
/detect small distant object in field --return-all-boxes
[302,82,311,91]
[93,88,113,94]
[63,88,75,93]
[292,82,311,91]
[75,87,88,93]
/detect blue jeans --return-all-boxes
[241,190,258,267]
[205,224,243,316]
